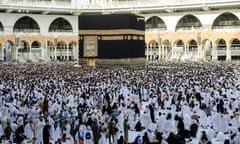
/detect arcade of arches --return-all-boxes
[0,36,78,62]
[145,32,240,61]
[1,12,240,62]
[0,16,78,62]
[145,12,240,61]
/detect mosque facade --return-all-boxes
[0,0,240,62]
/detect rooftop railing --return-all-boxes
[1,0,72,8]
[1,0,240,10]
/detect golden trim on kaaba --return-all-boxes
[79,29,144,35]
[101,36,123,40]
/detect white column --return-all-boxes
[226,43,231,61]
[15,46,18,61]
[63,45,66,60]
[184,45,187,54]
[165,46,167,58]
[1,47,3,61]
[71,44,74,61]
[66,45,69,61]
[162,45,164,59]
[212,44,217,61]
[150,47,152,61]
[29,46,32,61]
[146,46,149,60]
[198,44,201,60]
[54,46,57,60]
[75,43,79,61]
[158,45,161,61]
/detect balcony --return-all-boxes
[13,29,40,33]
[49,30,73,33]
[217,49,226,56]
[212,26,240,30]
[231,47,240,56]
[146,28,167,32]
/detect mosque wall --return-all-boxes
[0,13,79,62]
[144,9,240,62]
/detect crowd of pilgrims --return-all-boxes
[0,62,240,144]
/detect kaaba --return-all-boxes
[78,14,145,66]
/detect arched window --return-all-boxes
[49,18,73,32]
[31,41,40,48]
[146,16,167,30]
[13,16,40,33]
[31,41,41,53]
[57,41,67,50]
[163,40,171,47]
[176,15,202,31]
[148,40,158,49]
[212,12,240,29]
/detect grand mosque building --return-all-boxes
[0,0,240,62]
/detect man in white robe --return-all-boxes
[156,112,165,134]
[35,118,45,144]
[24,120,35,140]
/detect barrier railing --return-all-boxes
[1,0,240,10]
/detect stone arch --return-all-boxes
[162,40,172,47]
[49,17,73,32]
[4,40,15,47]
[230,38,240,50]
[175,40,185,47]
[68,41,77,46]
[216,39,227,50]
[47,41,54,50]
[176,14,202,31]
[57,41,67,49]
[162,40,172,58]
[13,16,40,33]
[148,40,159,48]
[212,12,240,29]
[188,39,198,51]
[31,41,41,48]
[31,41,41,54]
[146,16,167,30]
[148,40,159,60]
